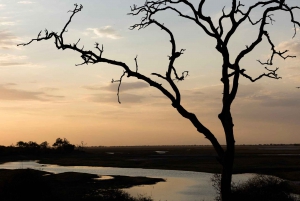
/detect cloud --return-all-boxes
[86,26,121,39]
[0,17,16,26]
[0,22,15,26]
[83,81,149,92]
[236,84,263,98]
[0,84,64,101]
[89,93,144,103]
[252,88,298,108]
[0,54,27,61]
[286,66,300,71]
[0,30,20,49]
[4,83,17,86]
[0,85,46,101]
[0,54,28,67]
[0,62,28,67]
[0,54,44,68]
[40,87,59,91]
[0,4,5,8]
[285,73,300,83]
[84,82,150,104]
[277,39,300,56]
[17,1,34,4]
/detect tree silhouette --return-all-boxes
[18,1,300,200]
[53,138,75,153]
[40,141,49,149]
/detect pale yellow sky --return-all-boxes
[0,0,299,146]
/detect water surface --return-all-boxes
[0,161,253,201]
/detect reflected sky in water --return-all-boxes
[0,161,254,201]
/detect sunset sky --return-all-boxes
[0,0,299,146]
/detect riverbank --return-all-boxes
[2,145,299,180]
[1,145,300,180]
[0,168,163,201]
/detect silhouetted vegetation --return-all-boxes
[0,169,158,201]
[0,138,78,158]
[83,189,152,201]
[212,174,300,201]
[52,138,75,153]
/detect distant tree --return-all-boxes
[76,141,87,152]
[53,138,75,153]
[27,141,40,149]
[53,138,72,148]
[19,1,300,200]
[40,141,49,149]
[16,141,28,148]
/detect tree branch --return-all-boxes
[257,31,296,65]
[111,71,126,104]
[240,67,281,82]
[18,2,225,161]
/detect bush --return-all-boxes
[212,174,299,201]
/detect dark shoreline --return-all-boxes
[0,168,163,201]
[1,145,300,181]
[1,145,299,200]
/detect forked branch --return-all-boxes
[240,67,281,82]
[17,2,226,160]
[111,71,127,104]
[257,31,296,66]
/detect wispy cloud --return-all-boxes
[89,93,144,103]
[17,1,34,4]
[40,87,59,92]
[0,30,20,49]
[0,84,45,101]
[83,81,149,92]
[0,54,28,67]
[0,84,64,101]
[0,54,45,68]
[0,22,15,26]
[285,73,300,83]
[0,17,15,26]
[86,26,121,39]
[277,39,300,56]
[0,54,27,61]
[0,4,6,9]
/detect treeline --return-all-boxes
[0,138,82,156]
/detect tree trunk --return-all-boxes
[219,112,235,201]
[221,147,235,201]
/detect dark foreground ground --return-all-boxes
[0,169,162,201]
[0,145,300,200]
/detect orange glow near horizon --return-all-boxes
[0,1,299,146]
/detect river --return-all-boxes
[0,161,253,201]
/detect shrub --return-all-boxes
[212,174,299,201]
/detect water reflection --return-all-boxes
[0,161,253,201]
[94,175,114,180]
[127,177,214,201]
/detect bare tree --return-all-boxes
[18,1,300,200]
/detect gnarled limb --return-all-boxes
[240,67,281,82]
[257,31,296,65]
[18,3,225,161]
